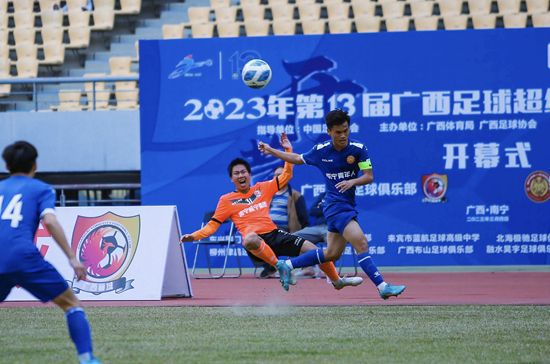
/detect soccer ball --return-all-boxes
[241,59,272,89]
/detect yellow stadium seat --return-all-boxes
[94,0,115,9]
[354,16,381,32]
[55,89,84,111]
[0,10,9,30]
[325,3,350,20]
[115,81,139,109]
[13,10,37,29]
[0,30,7,45]
[215,6,238,23]
[298,3,321,20]
[13,28,37,46]
[502,13,527,28]
[270,3,295,21]
[0,58,10,97]
[68,9,91,27]
[41,42,65,65]
[381,2,406,18]
[41,26,64,45]
[244,19,270,36]
[92,7,115,30]
[162,23,185,39]
[16,57,39,78]
[385,17,410,31]
[295,0,316,5]
[241,5,266,20]
[12,0,35,13]
[328,18,352,34]
[84,73,111,110]
[67,26,91,48]
[188,7,212,24]
[216,22,241,37]
[191,22,215,38]
[526,0,549,13]
[40,9,64,28]
[16,42,38,60]
[471,14,496,28]
[117,0,141,15]
[496,0,521,14]
[351,0,376,17]
[38,0,58,13]
[301,18,326,34]
[65,0,89,10]
[467,0,492,15]
[532,12,550,27]
[409,1,435,17]
[443,14,468,29]
[240,0,262,6]
[272,19,296,35]
[438,0,464,16]
[109,56,134,75]
[414,16,439,30]
[210,0,231,8]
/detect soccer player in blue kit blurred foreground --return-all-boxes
[258,110,406,299]
[0,141,100,364]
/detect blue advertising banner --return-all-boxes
[140,29,550,267]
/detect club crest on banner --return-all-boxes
[422,174,448,203]
[70,212,140,295]
[525,170,549,203]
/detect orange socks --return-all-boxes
[249,240,278,266]
[319,262,340,282]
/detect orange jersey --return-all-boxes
[191,162,293,240]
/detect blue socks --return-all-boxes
[357,252,384,286]
[288,248,325,269]
[65,307,93,359]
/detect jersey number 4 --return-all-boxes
[0,194,24,228]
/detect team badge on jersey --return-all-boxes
[525,170,549,203]
[422,173,448,203]
[70,212,140,295]
[346,155,356,164]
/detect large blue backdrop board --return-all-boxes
[140,29,550,268]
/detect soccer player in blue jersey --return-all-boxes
[0,141,101,364]
[258,110,406,299]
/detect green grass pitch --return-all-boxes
[0,305,549,363]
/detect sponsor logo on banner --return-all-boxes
[168,54,213,79]
[422,174,447,203]
[70,212,140,295]
[525,170,549,203]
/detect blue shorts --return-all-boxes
[0,260,69,303]
[324,203,358,234]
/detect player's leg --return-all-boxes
[53,289,100,364]
[242,232,278,266]
[342,220,406,299]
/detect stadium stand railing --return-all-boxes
[54,183,141,206]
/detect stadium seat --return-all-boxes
[385,17,411,31]
[298,3,322,20]
[244,19,270,36]
[13,28,37,47]
[301,18,326,34]
[92,7,115,30]
[115,81,139,109]
[381,2,406,18]
[496,0,521,14]
[38,0,58,13]
[191,211,242,279]
[295,0,316,5]
[216,21,241,37]
[55,89,84,111]
[15,42,38,61]
[532,12,550,27]
[503,13,527,28]
[240,0,262,6]
[0,11,7,30]
[191,22,215,38]
[0,58,11,97]
[41,26,64,46]
[65,0,89,10]
[16,57,39,78]
[325,3,350,20]
[84,73,111,110]
[241,5,266,20]
[437,0,464,16]
[13,10,37,29]
[328,18,353,33]
[472,14,496,28]
[94,0,115,9]
[272,19,296,35]
[467,0,493,15]
[116,0,141,15]
[414,15,440,30]
[215,6,238,23]
[67,26,91,48]
[162,23,185,39]
[40,9,64,28]
[355,16,381,32]
[526,0,549,13]
[210,0,231,8]
[109,56,133,75]
[187,7,212,24]
[67,9,91,28]
[41,42,65,65]
[0,46,8,60]
[0,30,7,46]
[350,0,377,17]
[270,3,295,21]
[443,14,468,29]
[12,0,35,13]
[409,1,435,17]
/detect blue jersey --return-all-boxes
[301,139,372,210]
[0,176,56,274]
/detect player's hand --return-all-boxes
[69,258,87,281]
[335,179,356,193]
[258,141,273,155]
[279,132,292,150]
[180,234,195,242]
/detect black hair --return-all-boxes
[2,141,38,174]
[325,109,350,130]
[228,158,251,177]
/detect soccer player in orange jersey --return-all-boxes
[180,133,363,291]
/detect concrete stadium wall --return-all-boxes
[0,111,140,172]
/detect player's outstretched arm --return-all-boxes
[42,213,86,281]
[180,220,221,242]
[258,132,304,165]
